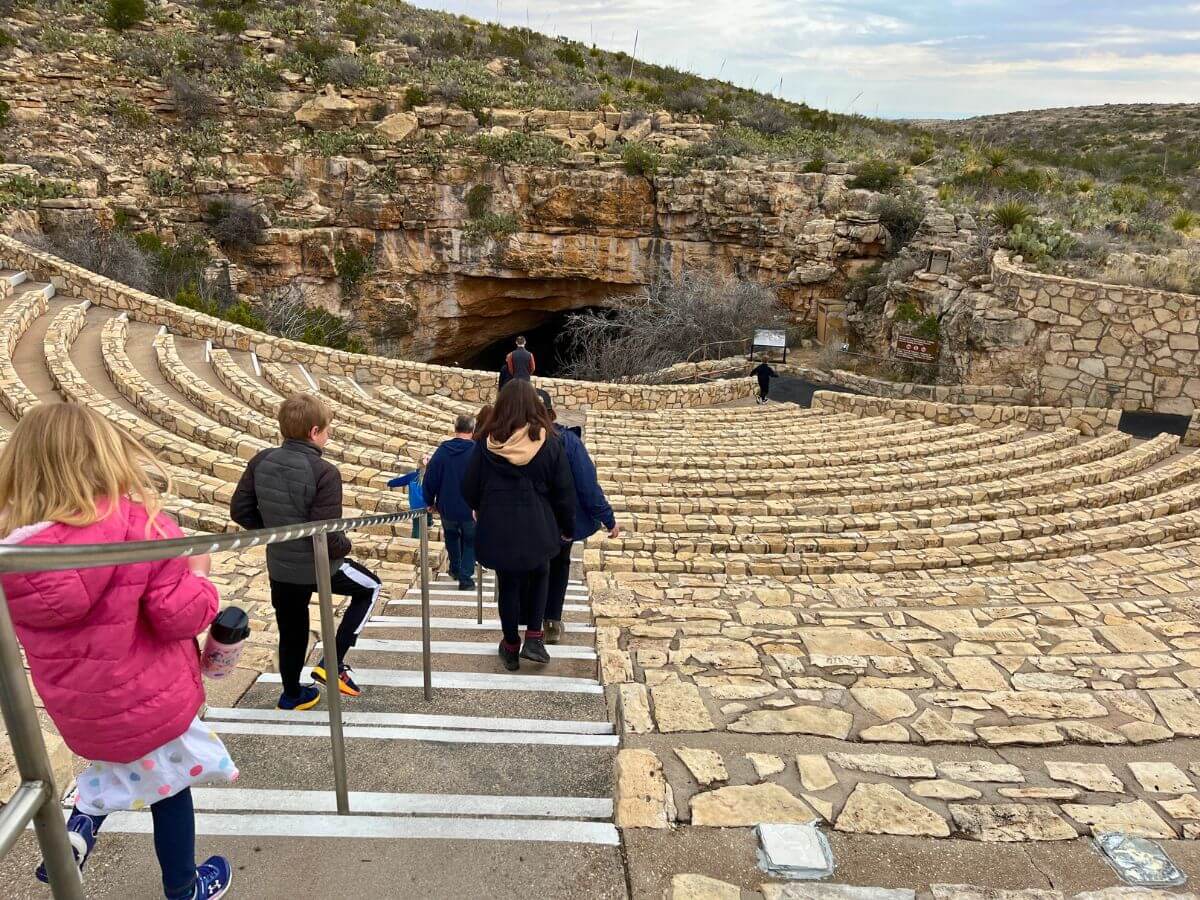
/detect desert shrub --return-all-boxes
[206,198,263,250]
[209,9,246,34]
[1172,209,1198,232]
[105,0,147,32]
[0,29,17,51]
[0,174,70,209]
[982,146,1012,173]
[322,54,364,86]
[474,132,563,165]
[426,28,471,58]
[168,73,217,127]
[894,299,940,340]
[404,85,428,109]
[873,190,925,250]
[112,96,152,128]
[304,129,367,156]
[560,269,789,381]
[622,143,658,177]
[291,35,339,75]
[553,43,586,68]
[1006,219,1075,264]
[802,152,826,174]
[908,137,936,165]
[463,212,518,246]
[740,101,794,136]
[335,4,376,45]
[464,183,493,218]
[334,245,373,294]
[19,226,151,292]
[257,279,366,352]
[0,98,9,129]
[146,168,187,196]
[849,158,901,191]
[992,200,1035,230]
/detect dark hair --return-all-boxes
[454,414,475,434]
[485,380,553,443]
[515,336,526,347]
[473,405,492,441]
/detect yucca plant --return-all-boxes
[1171,209,1198,233]
[992,200,1034,230]
[983,146,1012,174]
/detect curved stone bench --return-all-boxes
[0,283,48,418]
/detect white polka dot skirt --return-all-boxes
[75,716,239,815]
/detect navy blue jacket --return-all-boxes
[560,428,616,541]
[423,437,475,522]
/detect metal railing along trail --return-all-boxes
[0,509,433,899]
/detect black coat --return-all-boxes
[230,439,351,584]
[461,434,576,572]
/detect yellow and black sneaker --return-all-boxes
[312,664,363,697]
[277,684,321,711]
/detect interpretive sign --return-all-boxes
[893,334,939,363]
[754,329,787,349]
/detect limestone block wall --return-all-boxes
[0,235,756,410]
[811,390,1122,436]
[990,251,1200,416]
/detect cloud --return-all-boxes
[420,0,1200,117]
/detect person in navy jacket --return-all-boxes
[539,394,619,643]
[422,414,478,590]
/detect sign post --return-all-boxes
[892,334,939,364]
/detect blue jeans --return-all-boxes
[443,518,476,585]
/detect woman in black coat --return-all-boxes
[462,379,576,670]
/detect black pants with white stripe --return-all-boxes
[270,558,382,696]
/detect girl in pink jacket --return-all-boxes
[0,404,235,899]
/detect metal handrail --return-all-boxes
[0,508,431,899]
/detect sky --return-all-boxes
[418,0,1200,118]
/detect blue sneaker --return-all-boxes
[35,808,99,883]
[189,855,232,899]
[276,683,321,711]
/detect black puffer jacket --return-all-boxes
[462,428,575,572]
[230,439,351,584]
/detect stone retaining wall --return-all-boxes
[991,250,1200,417]
[811,390,1122,436]
[0,235,757,410]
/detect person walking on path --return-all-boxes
[424,414,478,591]
[751,358,778,403]
[505,335,537,382]
[538,395,619,643]
[0,404,235,898]
[231,393,382,706]
[462,380,575,671]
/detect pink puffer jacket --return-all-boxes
[1,498,219,763]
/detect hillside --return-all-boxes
[0,1,1195,386]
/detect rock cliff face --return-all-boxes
[213,157,888,361]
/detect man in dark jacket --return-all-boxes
[540,397,619,643]
[505,336,536,381]
[423,414,477,590]
[751,359,778,403]
[230,393,382,709]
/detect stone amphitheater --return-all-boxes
[4,233,1200,899]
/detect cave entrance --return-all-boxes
[464,306,606,378]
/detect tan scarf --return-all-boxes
[486,424,544,466]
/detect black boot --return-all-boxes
[498,640,520,671]
[520,635,550,664]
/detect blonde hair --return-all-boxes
[0,403,171,534]
[278,393,331,441]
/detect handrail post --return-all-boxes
[418,512,432,702]
[311,535,350,815]
[476,562,484,625]
[0,582,83,899]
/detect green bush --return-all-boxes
[146,169,187,197]
[404,85,429,109]
[802,152,826,174]
[553,44,586,68]
[464,183,493,218]
[334,246,373,294]
[1172,209,1198,232]
[849,158,901,191]
[0,30,17,51]
[894,299,940,340]
[210,10,246,34]
[1006,219,1075,264]
[622,143,658,178]
[872,191,925,250]
[474,132,563,165]
[111,96,151,128]
[206,198,263,251]
[0,98,9,129]
[463,211,518,246]
[105,0,147,31]
[335,4,376,45]
[992,200,1035,230]
[303,129,367,156]
[908,137,936,166]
